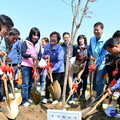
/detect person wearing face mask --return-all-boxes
[0,14,14,102]
[21,27,42,107]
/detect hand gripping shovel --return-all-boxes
[81,92,108,118]
[65,78,82,105]
[1,79,18,119]
[31,59,40,104]
[57,78,82,107]
[47,55,61,100]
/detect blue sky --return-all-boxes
[1,0,119,44]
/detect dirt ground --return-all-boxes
[15,100,117,120]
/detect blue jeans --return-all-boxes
[21,66,34,104]
[93,65,105,98]
[39,69,47,92]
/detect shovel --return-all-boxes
[9,78,22,106]
[65,78,82,105]
[86,59,97,105]
[7,62,22,106]
[47,55,61,100]
[57,78,82,107]
[31,59,40,104]
[0,111,8,120]
[1,79,18,119]
[81,92,108,118]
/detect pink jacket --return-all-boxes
[21,40,40,67]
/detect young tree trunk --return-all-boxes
[62,0,90,109]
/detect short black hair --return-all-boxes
[0,14,14,31]
[94,22,104,29]
[104,38,120,49]
[77,35,87,45]
[113,30,120,38]
[29,27,40,41]
[9,28,20,36]
[63,32,70,38]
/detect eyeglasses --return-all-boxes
[2,27,11,33]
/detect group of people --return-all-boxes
[0,14,120,112]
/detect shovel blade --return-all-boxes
[31,89,40,104]
[81,107,92,118]
[1,99,18,119]
[48,80,61,100]
[9,92,22,106]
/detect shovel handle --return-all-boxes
[65,88,75,105]
[90,59,97,95]
[65,78,82,105]
[47,55,53,83]
[33,59,38,92]
[9,76,16,99]
[87,92,108,115]
[3,79,9,101]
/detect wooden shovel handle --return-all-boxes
[3,79,9,101]
[90,59,97,95]
[65,78,82,105]
[9,76,15,99]
[87,92,108,115]
[33,59,38,92]
[47,55,53,83]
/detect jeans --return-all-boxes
[39,69,47,92]
[21,66,34,104]
[93,65,106,98]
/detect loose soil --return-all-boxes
[15,100,117,120]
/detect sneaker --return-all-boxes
[52,100,58,104]
[42,98,48,104]
[23,102,30,107]
[28,99,33,104]
[15,88,18,91]
[41,91,44,96]
[68,100,75,105]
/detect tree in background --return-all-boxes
[61,0,97,109]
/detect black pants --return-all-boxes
[77,62,89,95]
[45,72,65,99]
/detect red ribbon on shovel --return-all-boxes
[72,83,79,93]
[41,62,53,79]
[32,69,39,78]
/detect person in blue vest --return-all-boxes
[89,22,107,98]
